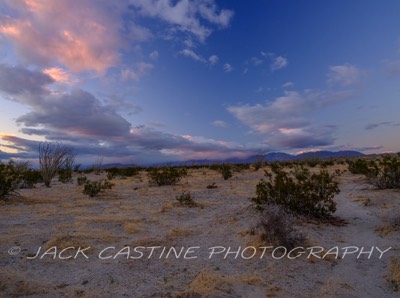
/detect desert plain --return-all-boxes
[1,163,400,297]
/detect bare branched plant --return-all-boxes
[38,142,74,187]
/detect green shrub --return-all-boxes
[105,166,141,179]
[6,161,42,188]
[58,169,72,183]
[304,158,320,168]
[250,164,340,218]
[82,179,114,197]
[321,159,335,168]
[346,158,378,176]
[219,164,233,180]
[252,155,265,171]
[147,167,187,186]
[232,163,250,172]
[19,169,42,188]
[77,175,88,186]
[210,164,232,180]
[367,156,400,189]
[0,161,21,200]
[176,192,198,207]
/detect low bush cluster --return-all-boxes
[147,167,188,186]
[367,156,400,189]
[105,166,141,180]
[346,158,378,175]
[347,156,400,189]
[210,164,233,180]
[250,164,340,218]
[82,179,114,197]
[176,192,198,207]
[77,175,88,186]
[0,161,43,201]
[0,161,21,201]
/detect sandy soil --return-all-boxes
[1,165,399,297]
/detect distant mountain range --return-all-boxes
[97,150,364,168]
[142,150,364,167]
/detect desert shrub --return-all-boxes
[304,158,320,168]
[39,142,75,187]
[148,167,187,186]
[346,158,378,176]
[176,192,198,207]
[77,175,88,186]
[321,159,335,168]
[219,164,232,180]
[367,156,400,189]
[210,164,232,180]
[82,179,114,197]
[250,164,340,218]
[252,204,305,249]
[105,166,141,179]
[252,156,265,171]
[0,161,21,201]
[58,153,75,184]
[233,163,250,172]
[58,170,72,183]
[7,161,42,188]
[19,169,42,188]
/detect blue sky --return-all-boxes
[1,0,400,164]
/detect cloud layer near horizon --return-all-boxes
[0,63,261,163]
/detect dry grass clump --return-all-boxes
[10,281,49,297]
[44,235,92,251]
[251,204,305,250]
[387,257,400,291]
[166,228,194,240]
[375,215,400,236]
[124,222,141,234]
[176,270,264,297]
[184,270,233,296]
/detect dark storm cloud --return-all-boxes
[0,64,54,96]
[16,88,132,138]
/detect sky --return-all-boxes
[1,0,400,165]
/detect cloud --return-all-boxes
[0,64,262,163]
[42,67,74,84]
[228,89,354,149]
[384,60,400,78]
[179,49,206,63]
[0,63,54,96]
[17,88,132,138]
[212,120,228,128]
[0,1,129,74]
[223,63,233,73]
[365,121,397,130]
[271,56,288,71]
[129,0,234,43]
[250,57,263,66]
[149,50,159,60]
[326,144,384,153]
[327,64,363,86]
[121,62,154,81]
[209,55,219,65]
[282,81,294,89]
[271,126,336,148]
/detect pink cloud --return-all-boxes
[0,0,125,74]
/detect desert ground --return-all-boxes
[1,164,399,297]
